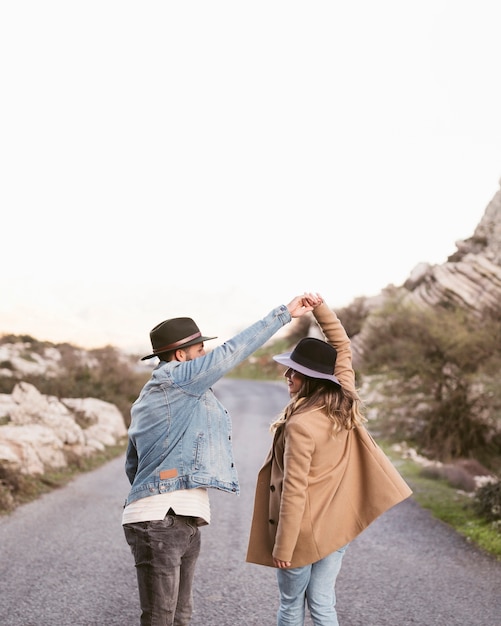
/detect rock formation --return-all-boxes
[404,179,501,315]
[0,381,127,476]
[346,178,501,364]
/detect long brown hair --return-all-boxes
[270,377,367,435]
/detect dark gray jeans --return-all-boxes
[124,513,201,626]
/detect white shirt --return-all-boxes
[122,487,210,526]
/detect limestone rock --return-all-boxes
[348,178,501,361]
[402,179,501,315]
[0,343,63,378]
[0,382,127,475]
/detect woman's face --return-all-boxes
[284,367,305,396]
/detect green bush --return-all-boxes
[474,480,501,523]
[359,296,501,463]
[336,297,372,338]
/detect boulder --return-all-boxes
[0,382,127,475]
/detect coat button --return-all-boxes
[268,519,275,525]
[270,485,275,492]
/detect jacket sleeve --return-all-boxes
[272,420,315,562]
[170,305,292,393]
[313,303,357,395]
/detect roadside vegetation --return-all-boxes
[1,300,501,560]
[346,296,501,560]
[385,446,501,560]
[0,442,127,514]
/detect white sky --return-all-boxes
[1,1,501,354]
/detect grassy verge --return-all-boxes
[386,447,501,561]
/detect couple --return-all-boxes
[122,293,412,626]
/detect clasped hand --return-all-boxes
[287,292,323,318]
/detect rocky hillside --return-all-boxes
[0,342,148,484]
[344,177,501,363]
[404,178,501,314]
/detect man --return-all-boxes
[122,295,315,626]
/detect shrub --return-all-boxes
[474,480,501,524]
[360,296,501,463]
[337,297,371,338]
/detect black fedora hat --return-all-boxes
[141,317,217,361]
[273,337,340,385]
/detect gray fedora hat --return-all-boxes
[141,317,216,361]
[273,337,340,386]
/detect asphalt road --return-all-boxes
[0,378,500,626]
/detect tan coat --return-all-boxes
[246,303,412,568]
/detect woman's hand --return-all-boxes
[273,557,292,569]
[286,293,324,318]
[302,292,323,309]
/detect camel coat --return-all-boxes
[246,303,412,568]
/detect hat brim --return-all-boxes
[141,335,217,361]
[273,352,341,386]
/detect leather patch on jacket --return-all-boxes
[160,469,178,480]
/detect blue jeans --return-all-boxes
[276,545,348,626]
[124,513,201,626]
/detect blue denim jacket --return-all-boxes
[124,305,291,506]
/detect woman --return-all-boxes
[246,293,412,626]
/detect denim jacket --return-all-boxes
[124,305,291,506]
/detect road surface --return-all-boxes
[0,378,500,625]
